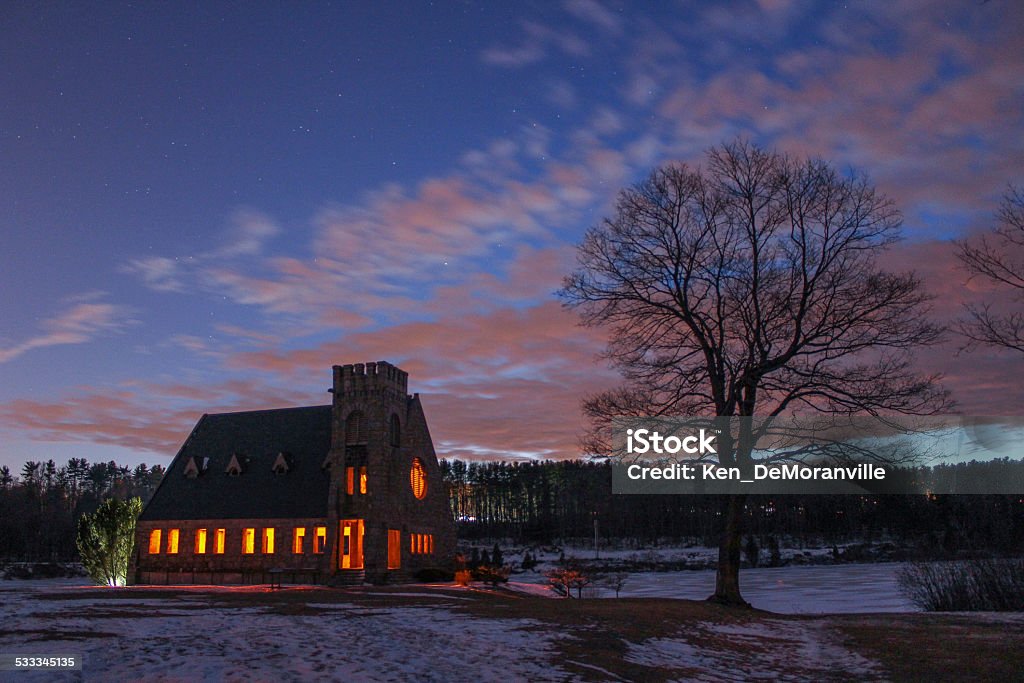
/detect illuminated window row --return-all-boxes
[147,526,327,555]
[410,533,434,555]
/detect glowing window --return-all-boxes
[148,529,162,554]
[243,528,255,554]
[166,529,179,554]
[293,528,305,554]
[410,458,427,499]
[214,528,225,554]
[346,466,354,495]
[262,528,275,554]
[388,529,401,569]
[195,528,207,554]
[359,466,367,494]
[314,526,326,554]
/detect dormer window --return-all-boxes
[271,452,291,475]
[183,457,200,479]
[225,454,244,476]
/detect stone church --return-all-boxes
[132,361,456,585]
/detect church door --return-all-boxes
[339,519,364,569]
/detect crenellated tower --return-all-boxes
[324,361,453,584]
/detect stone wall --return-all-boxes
[132,516,329,584]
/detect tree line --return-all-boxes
[0,459,164,561]
[2,455,1021,563]
[441,458,1024,557]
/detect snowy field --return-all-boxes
[2,565,1019,681]
[513,562,916,613]
[0,580,568,682]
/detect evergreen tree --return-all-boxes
[492,542,504,567]
[76,497,143,587]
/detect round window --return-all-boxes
[410,458,427,499]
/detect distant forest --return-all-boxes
[1,458,1022,562]
[443,460,1024,556]
[0,460,164,562]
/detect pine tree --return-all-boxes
[76,497,143,587]
[491,543,504,567]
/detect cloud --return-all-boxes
[0,301,618,460]
[481,21,589,68]
[122,256,185,292]
[0,299,133,364]
[214,209,280,258]
[564,0,623,35]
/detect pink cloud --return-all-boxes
[0,299,132,364]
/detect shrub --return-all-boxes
[76,497,142,587]
[454,570,472,586]
[898,558,1024,611]
[474,564,510,587]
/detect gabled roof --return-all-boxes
[139,405,333,521]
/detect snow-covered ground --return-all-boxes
[0,581,570,682]
[1,563,1009,681]
[623,563,913,613]
[625,619,884,682]
[513,561,915,613]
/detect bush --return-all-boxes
[414,567,454,583]
[454,570,472,586]
[898,559,1024,611]
[76,497,142,587]
[473,564,510,587]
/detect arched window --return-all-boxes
[410,458,427,500]
[345,411,366,445]
[390,414,401,448]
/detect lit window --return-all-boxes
[214,528,225,554]
[388,529,401,569]
[410,458,427,499]
[195,528,207,554]
[293,527,305,554]
[314,526,326,554]
[359,466,367,494]
[148,529,162,554]
[166,529,179,554]
[410,533,434,555]
[262,528,275,554]
[243,528,255,554]
[346,466,354,495]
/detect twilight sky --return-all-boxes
[2,1,1023,472]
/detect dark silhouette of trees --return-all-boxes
[559,140,949,605]
[442,458,1024,558]
[0,458,163,562]
[956,186,1024,352]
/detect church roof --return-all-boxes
[139,405,333,521]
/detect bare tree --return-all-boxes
[559,140,949,606]
[956,186,1024,352]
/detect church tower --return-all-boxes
[325,361,454,584]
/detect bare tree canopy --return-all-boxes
[956,186,1024,352]
[559,140,949,605]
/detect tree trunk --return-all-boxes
[708,494,749,606]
